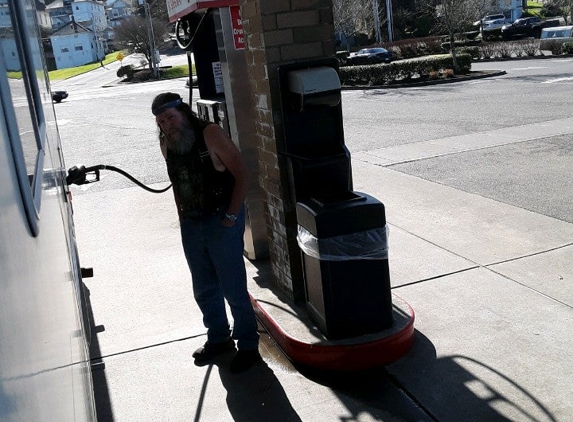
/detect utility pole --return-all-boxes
[140,0,159,78]
[386,0,394,42]
[371,0,382,44]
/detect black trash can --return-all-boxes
[296,191,394,340]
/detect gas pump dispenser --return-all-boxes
[170,1,268,261]
[174,9,229,133]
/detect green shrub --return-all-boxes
[131,69,154,82]
[459,46,480,59]
[545,40,564,55]
[117,65,134,79]
[338,53,472,86]
[385,36,443,60]
[563,42,573,54]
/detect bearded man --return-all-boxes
[152,92,260,373]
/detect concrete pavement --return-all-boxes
[70,65,572,421]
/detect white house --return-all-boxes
[50,18,104,69]
[0,0,11,28]
[1,0,54,70]
[71,0,107,31]
[35,0,53,32]
[106,0,130,27]
[46,0,73,31]
[496,0,525,21]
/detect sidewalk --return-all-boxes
[68,55,573,421]
[72,119,573,421]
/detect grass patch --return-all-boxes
[525,0,544,18]
[161,65,190,78]
[48,51,192,82]
[48,51,124,81]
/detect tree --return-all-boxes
[541,0,572,21]
[420,0,488,72]
[114,16,168,72]
[333,0,379,47]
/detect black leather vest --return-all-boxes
[166,133,234,220]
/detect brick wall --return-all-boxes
[239,0,335,301]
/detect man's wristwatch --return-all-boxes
[225,213,238,223]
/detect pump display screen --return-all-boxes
[168,0,239,22]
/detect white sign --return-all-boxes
[212,61,224,94]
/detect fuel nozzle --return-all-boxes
[66,165,102,186]
[66,164,171,193]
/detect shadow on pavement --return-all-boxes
[375,330,557,422]
[198,356,303,422]
[84,284,115,421]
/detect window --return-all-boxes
[75,45,83,51]
[62,47,69,52]
[0,0,51,235]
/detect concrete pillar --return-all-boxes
[239,0,336,301]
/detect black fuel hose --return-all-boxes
[66,164,172,193]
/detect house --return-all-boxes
[106,0,130,27]
[71,0,107,32]
[496,0,525,22]
[50,17,105,69]
[47,0,107,32]
[35,0,53,33]
[1,0,56,70]
[46,0,74,31]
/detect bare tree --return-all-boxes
[420,0,486,72]
[333,0,379,47]
[542,0,573,21]
[114,16,168,71]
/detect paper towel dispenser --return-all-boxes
[288,66,341,111]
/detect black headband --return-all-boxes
[152,98,183,116]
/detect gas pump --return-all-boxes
[169,1,268,261]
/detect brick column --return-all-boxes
[239,0,336,301]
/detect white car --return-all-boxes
[482,18,507,31]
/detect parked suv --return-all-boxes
[501,17,562,39]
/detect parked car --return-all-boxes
[481,18,507,40]
[474,14,507,27]
[501,17,562,39]
[539,25,573,50]
[51,90,68,103]
[480,14,506,23]
[482,18,507,31]
[347,48,393,65]
[501,17,541,39]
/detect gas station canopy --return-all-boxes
[167,0,239,22]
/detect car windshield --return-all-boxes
[358,48,387,54]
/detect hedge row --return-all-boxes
[339,54,471,86]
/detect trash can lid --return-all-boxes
[296,191,386,238]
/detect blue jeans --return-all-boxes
[180,207,259,350]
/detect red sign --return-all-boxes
[230,5,244,50]
[167,0,239,23]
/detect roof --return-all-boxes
[51,19,92,35]
[541,25,573,31]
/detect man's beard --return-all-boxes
[165,125,196,155]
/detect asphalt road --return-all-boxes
[341,58,573,224]
[54,55,572,225]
